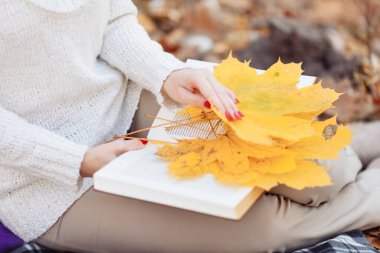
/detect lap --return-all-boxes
[37,188,307,253]
[38,92,379,252]
[37,160,378,253]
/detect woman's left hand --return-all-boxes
[163,68,242,120]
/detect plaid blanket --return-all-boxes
[6,230,379,253]
[291,230,378,253]
[7,243,51,253]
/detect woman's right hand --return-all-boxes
[79,139,146,177]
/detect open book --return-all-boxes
[93,59,316,220]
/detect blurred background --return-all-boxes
[133,0,380,124]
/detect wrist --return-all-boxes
[163,69,180,93]
[79,150,90,177]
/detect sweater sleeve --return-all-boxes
[0,105,88,188]
[100,0,187,108]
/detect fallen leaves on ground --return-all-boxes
[365,227,380,250]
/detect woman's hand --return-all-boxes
[163,68,242,120]
[80,139,146,177]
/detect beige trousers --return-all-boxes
[37,90,380,253]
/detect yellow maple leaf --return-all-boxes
[156,54,352,191]
[245,160,332,191]
[178,106,219,123]
[212,55,341,145]
[214,55,341,119]
[157,138,205,161]
[289,116,353,159]
[168,152,204,179]
[228,130,288,159]
[249,153,298,175]
[278,160,333,190]
[213,110,315,145]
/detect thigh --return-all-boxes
[367,157,380,170]
[38,188,285,253]
[350,120,380,166]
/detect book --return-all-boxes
[93,59,316,220]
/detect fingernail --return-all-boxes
[235,98,240,104]
[225,112,233,121]
[139,139,148,145]
[204,101,211,109]
[234,112,241,120]
[238,111,244,117]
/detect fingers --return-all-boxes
[164,68,242,121]
[112,139,146,156]
[197,72,241,120]
[224,87,239,104]
[194,76,225,111]
[207,75,241,120]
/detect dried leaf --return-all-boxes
[168,152,204,179]
[365,227,380,250]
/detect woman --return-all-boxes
[1,0,379,252]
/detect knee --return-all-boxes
[312,148,361,205]
[367,157,380,170]
[271,146,362,207]
[350,121,380,166]
[315,146,362,203]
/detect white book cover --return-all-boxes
[93,59,316,220]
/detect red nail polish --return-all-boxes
[235,98,240,104]
[204,101,211,109]
[238,111,244,117]
[234,112,241,120]
[140,139,148,145]
[225,112,232,121]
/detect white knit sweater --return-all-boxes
[0,0,186,241]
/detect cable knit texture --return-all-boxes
[0,0,186,242]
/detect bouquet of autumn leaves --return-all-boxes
[156,54,352,191]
